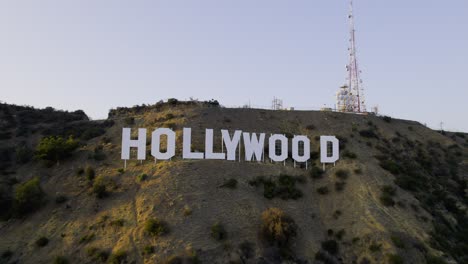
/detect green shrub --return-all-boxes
[79,233,95,244]
[260,208,297,248]
[15,145,32,164]
[211,222,227,241]
[391,235,405,248]
[249,175,303,200]
[354,168,363,174]
[81,127,106,141]
[76,167,84,175]
[310,151,320,160]
[219,179,237,189]
[101,136,112,144]
[317,186,329,195]
[143,245,154,255]
[53,256,69,264]
[332,210,342,219]
[124,117,134,125]
[92,177,107,198]
[34,136,78,164]
[335,181,346,191]
[310,166,324,179]
[1,250,13,260]
[86,247,109,262]
[359,129,378,139]
[55,195,67,204]
[335,229,345,240]
[35,236,49,247]
[108,250,127,264]
[315,251,335,263]
[167,98,179,105]
[382,116,392,123]
[387,254,403,264]
[239,241,254,260]
[379,194,395,207]
[92,146,106,161]
[136,174,148,182]
[335,169,349,180]
[342,150,357,159]
[369,243,381,252]
[110,219,125,227]
[382,185,397,196]
[117,168,125,174]
[144,218,169,237]
[321,240,338,255]
[14,177,45,217]
[85,166,95,181]
[379,160,402,175]
[183,205,192,216]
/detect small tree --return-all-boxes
[85,166,95,181]
[144,218,169,237]
[260,208,297,248]
[310,166,324,179]
[35,236,49,247]
[211,222,227,241]
[14,177,45,217]
[92,176,107,199]
[35,136,78,165]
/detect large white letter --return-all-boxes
[121,128,147,160]
[269,134,288,162]
[292,135,310,162]
[320,136,339,163]
[243,132,265,161]
[221,130,242,161]
[151,128,176,160]
[183,128,204,159]
[205,129,226,159]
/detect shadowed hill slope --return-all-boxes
[0,101,466,264]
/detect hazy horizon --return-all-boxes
[1,0,467,132]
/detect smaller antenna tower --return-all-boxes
[271,97,283,110]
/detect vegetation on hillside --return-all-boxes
[0,101,466,263]
[34,136,79,165]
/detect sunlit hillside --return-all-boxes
[0,100,466,264]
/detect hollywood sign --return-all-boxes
[121,128,339,168]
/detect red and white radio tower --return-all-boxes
[336,0,367,113]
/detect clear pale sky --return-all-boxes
[0,1,467,131]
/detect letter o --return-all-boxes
[292,136,310,162]
[151,128,176,160]
[269,134,288,162]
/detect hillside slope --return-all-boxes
[0,101,466,264]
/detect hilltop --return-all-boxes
[0,100,467,264]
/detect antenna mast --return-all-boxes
[337,0,367,113]
[348,0,366,112]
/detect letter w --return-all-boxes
[243,132,265,161]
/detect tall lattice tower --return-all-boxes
[336,0,367,113]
